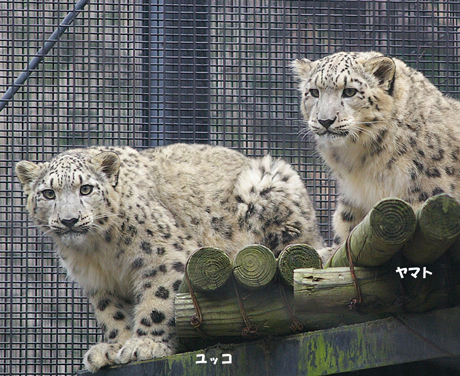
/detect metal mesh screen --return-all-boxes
[1,1,459,374]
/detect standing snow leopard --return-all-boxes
[16,143,325,372]
[292,51,460,246]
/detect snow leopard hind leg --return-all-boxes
[233,155,328,260]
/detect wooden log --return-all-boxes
[277,244,322,286]
[403,194,460,265]
[294,267,401,315]
[233,244,277,290]
[448,237,460,263]
[176,285,294,337]
[399,260,460,312]
[176,264,460,338]
[326,198,416,267]
[175,283,386,338]
[294,264,459,315]
[185,247,232,292]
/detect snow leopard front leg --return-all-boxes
[114,261,184,366]
[332,198,367,246]
[83,291,134,372]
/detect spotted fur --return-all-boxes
[16,143,325,372]
[293,51,460,245]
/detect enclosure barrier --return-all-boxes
[4,2,460,375]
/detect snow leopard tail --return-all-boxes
[233,155,325,255]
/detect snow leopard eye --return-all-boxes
[342,88,357,98]
[42,189,56,200]
[80,185,93,196]
[309,89,320,98]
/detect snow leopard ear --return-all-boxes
[364,56,396,93]
[16,161,42,192]
[291,58,313,80]
[92,152,120,187]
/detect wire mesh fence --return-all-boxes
[1,0,460,374]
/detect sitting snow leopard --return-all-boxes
[16,143,325,372]
[292,51,460,246]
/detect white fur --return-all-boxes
[16,143,325,371]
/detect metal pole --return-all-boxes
[0,0,89,112]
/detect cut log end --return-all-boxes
[370,198,416,245]
[277,244,322,286]
[186,247,232,292]
[328,198,416,267]
[419,194,460,241]
[403,194,460,265]
[233,244,277,289]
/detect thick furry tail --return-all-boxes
[234,155,325,254]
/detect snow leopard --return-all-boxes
[292,51,460,245]
[15,143,325,372]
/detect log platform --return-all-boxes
[77,194,460,375]
[78,306,460,376]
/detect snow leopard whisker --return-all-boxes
[41,228,56,238]
[354,120,386,126]
[298,125,317,141]
[92,213,121,221]
[347,125,375,138]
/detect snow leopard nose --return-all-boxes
[61,217,78,228]
[318,117,337,129]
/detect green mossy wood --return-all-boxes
[175,283,385,338]
[176,283,300,338]
[294,264,459,315]
[294,267,400,315]
[186,247,233,292]
[277,244,322,286]
[176,263,459,338]
[176,195,460,339]
[184,244,322,293]
[403,194,460,265]
[232,245,277,290]
[449,237,460,262]
[326,198,416,267]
